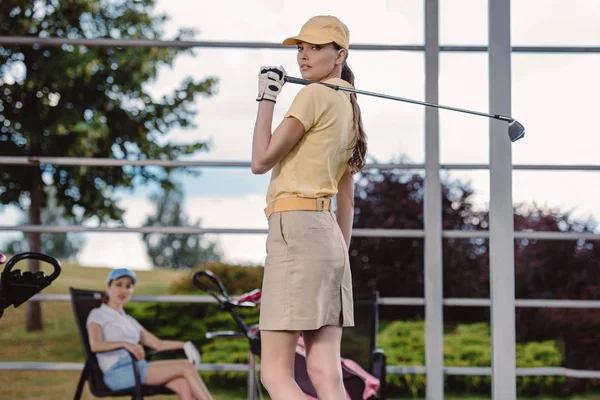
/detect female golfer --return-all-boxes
[251,15,367,400]
[86,268,214,400]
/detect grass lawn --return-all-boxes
[0,261,188,362]
[2,370,600,400]
[0,370,251,399]
[1,261,599,399]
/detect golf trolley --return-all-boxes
[192,270,264,399]
[0,252,62,320]
[192,270,384,400]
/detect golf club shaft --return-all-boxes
[285,76,513,123]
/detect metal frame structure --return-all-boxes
[1,1,600,399]
[424,1,444,398]
[488,1,517,396]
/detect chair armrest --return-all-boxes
[92,345,131,354]
[92,346,146,366]
[90,345,185,362]
[93,349,123,354]
[126,352,143,398]
[146,348,186,361]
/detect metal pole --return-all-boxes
[424,0,444,399]
[1,156,598,171]
[247,350,256,400]
[489,0,517,398]
[1,36,599,53]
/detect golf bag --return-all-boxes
[294,335,380,400]
[192,270,381,399]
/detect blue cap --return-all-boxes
[106,268,137,285]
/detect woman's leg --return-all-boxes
[164,377,193,400]
[260,330,306,400]
[303,325,345,400]
[144,360,214,400]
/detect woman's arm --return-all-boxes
[251,101,306,174]
[336,167,355,248]
[88,322,144,360]
[139,328,184,352]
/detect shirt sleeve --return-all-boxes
[86,308,102,328]
[284,84,324,132]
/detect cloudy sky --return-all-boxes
[1,0,599,269]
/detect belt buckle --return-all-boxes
[316,198,325,212]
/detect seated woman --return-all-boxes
[87,268,214,400]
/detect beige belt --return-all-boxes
[264,197,333,219]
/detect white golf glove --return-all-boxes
[256,65,286,103]
[183,341,201,366]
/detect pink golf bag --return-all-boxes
[294,335,380,399]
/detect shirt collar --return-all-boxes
[322,77,353,89]
[101,303,126,317]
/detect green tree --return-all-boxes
[349,163,599,394]
[349,166,489,322]
[142,187,221,269]
[0,0,218,330]
[5,187,86,260]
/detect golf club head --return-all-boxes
[508,119,525,142]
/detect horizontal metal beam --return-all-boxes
[443,46,600,53]
[1,156,598,172]
[2,225,597,241]
[0,224,268,235]
[445,230,600,241]
[380,297,600,309]
[29,294,600,309]
[386,365,427,374]
[444,298,600,309]
[443,298,487,307]
[514,231,600,241]
[385,366,600,378]
[0,37,599,53]
[377,297,426,306]
[0,156,253,168]
[0,156,421,170]
[0,36,424,51]
[518,368,600,379]
[443,163,600,171]
[0,225,426,238]
[2,361,599,378]
[515,299,600,309]
[0,361,255,372]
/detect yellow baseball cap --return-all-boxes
[282,15,350,51]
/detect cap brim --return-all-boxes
[108,273,136,285]
[282,35,333,46]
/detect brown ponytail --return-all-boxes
[335,45,367,175]
[102,280,112,304]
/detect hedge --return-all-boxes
[380,320,565,397]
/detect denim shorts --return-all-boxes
[103,356,150,391]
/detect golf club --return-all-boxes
[284,76,525,142]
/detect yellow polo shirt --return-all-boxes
[265,78,355,206]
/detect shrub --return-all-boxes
[198,338,253,388]
[127,261,263,348]
[168,261,264,295]
[378,320,565,397]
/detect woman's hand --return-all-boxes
[126,343,146,361]
[139,328,184,352]
[256,65,286,103]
